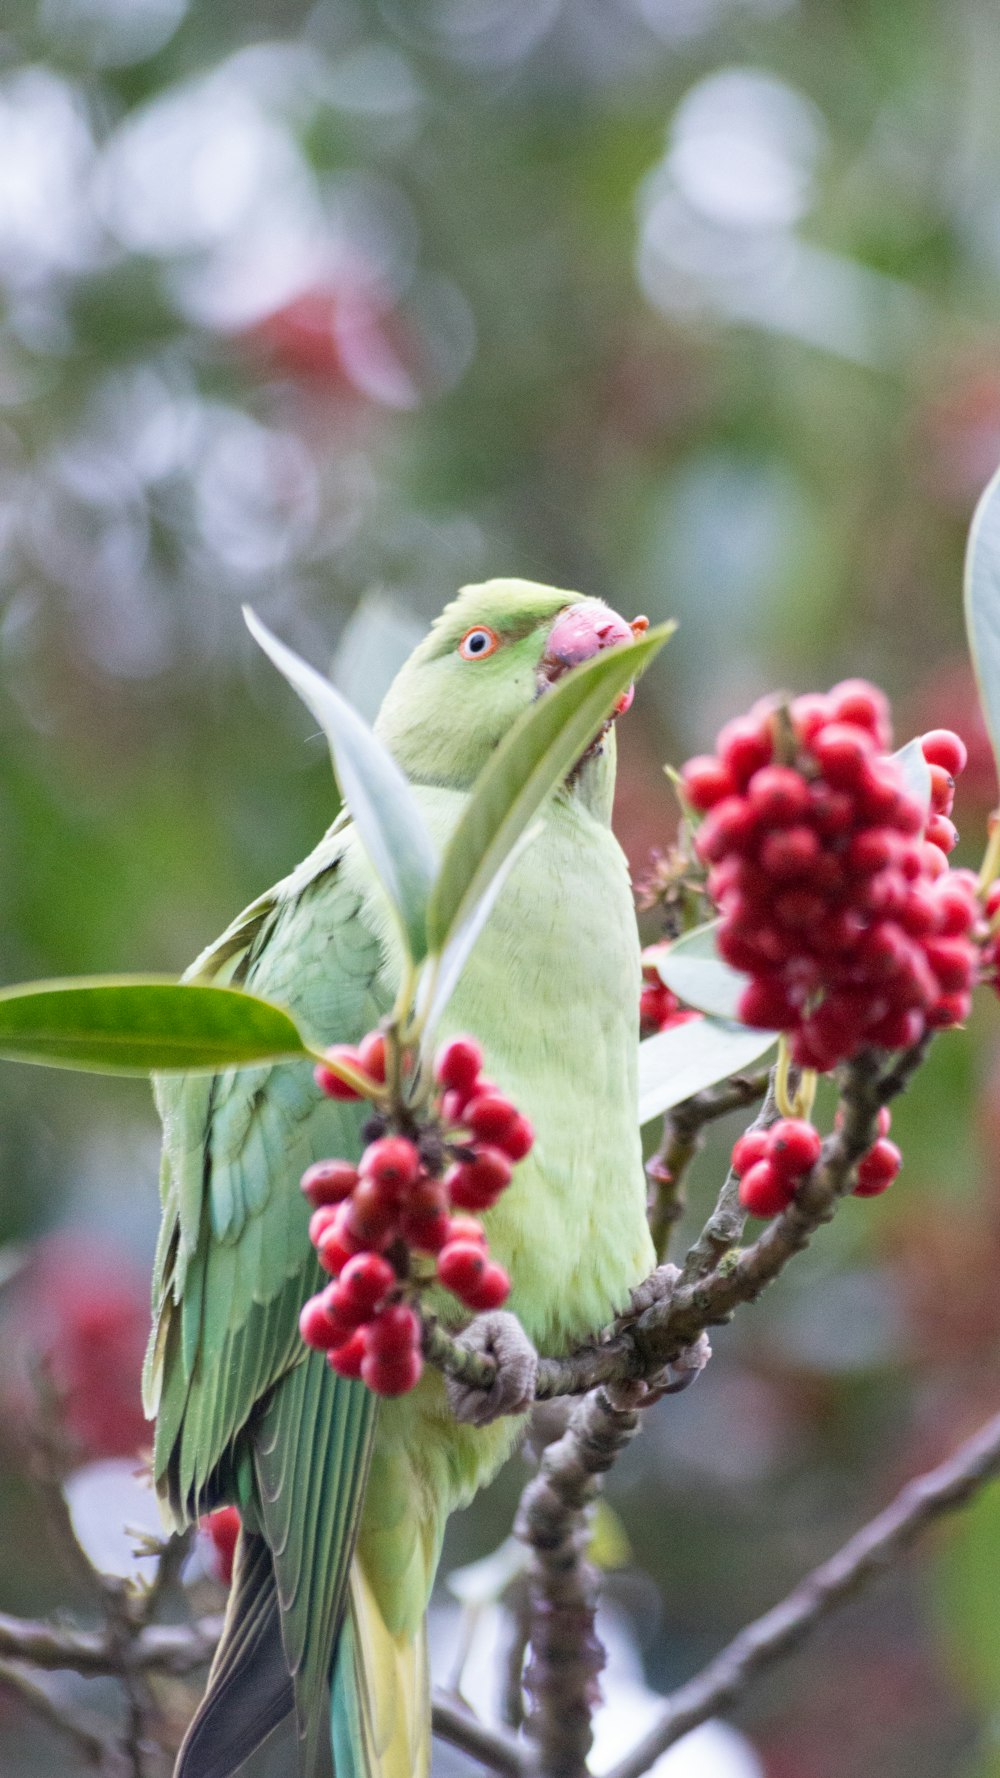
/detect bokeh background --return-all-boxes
[2,0,1000,1773]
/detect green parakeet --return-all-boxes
[145,578,656,1778]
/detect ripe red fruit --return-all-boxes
[927,990,972,1028]
[759,826,820,879]
[365,1303,419,1357]
[696,797,757,864]
[357,1031,387,1084]
[464,1093,519,1146]
[731,1129,769,1176]
[301,1159,358,1207]
[680,755,736,811]
[316,1206,364,1275]
[828,679,891,747]
[811,723,876,787]
[300,1292,355,1350]
[497,1114,534,1162]
[790,692,833,745]
[923,937,975,992]
[739,1159,794,1218]
[747,765,811,826]
[435,1036,484,1098]
[853,1138,902,1196]
[845,828,897,877]
[737,975,799,1031]
[361,1348,423,1396]
[202,1507,241,1588]
[928,763,955,816]
[925,814,958,854]
[400,1178,452,1252]
[985,880,1000,920]
[920,729,967,777]
[866,1006,926,1050]
[344,1179,399,1250]
[327,1328,366,1379]
[358,1136,420,1195]
[437,1240,488,1300]
[314,1048,364,1101]
[716,714,773,786]
[463,1262,511,1312]
[308,1205,340,1247]
[445,1215,489,1247]
[337,1253,396,1317]
[446,1147,513,1210]
[767,1119,822,1179]
[808,784,856,837]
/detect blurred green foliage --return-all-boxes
[3,0,1000,1772]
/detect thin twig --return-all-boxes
[0,1613,221,1677]
[0,1659,117,1768]
[606,1403,1000,1778]
[647,1071,769,1263]
[431,1693,524,1775]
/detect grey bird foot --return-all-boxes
[445,1312,539,1426]
[623,1262,713,1399]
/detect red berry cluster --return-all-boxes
[681,691,979,1070]
[299,1035,531,1396]
[640,945,702,1038]
[731,1106,901,1219]
[980,878,1000,994]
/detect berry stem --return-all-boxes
[774,1035,797,1119]
[790,1067,817,1122]
[977,808,1000,898]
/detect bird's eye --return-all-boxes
[458,626,500,661]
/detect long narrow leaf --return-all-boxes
[0,978,311,1075]
[422,821,543,1046]
[639,1017,777,1126]
[964,462,1000,780]
[426,624,673,957]
[244,607,438,963]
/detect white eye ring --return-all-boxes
[459,626,499,661]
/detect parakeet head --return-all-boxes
[375,578,646,804]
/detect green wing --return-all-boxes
[145,826,390,1775]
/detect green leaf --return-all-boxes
[964,463,1000,783]
[653,920,754,1021]
[244,607,438,963]
[638,1016,777,1126]
[893,736,932,810]
[425,624,673,957]
[423,821,542,1046]
[0,978,311,1075]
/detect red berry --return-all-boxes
[308,1205,340,1247]
[681,755,737,811]
[866,1006,925,1049]
[853,1138,902,1197]
[925,814,958,854]
[716,714,773,787]
[344,1178,399,1250]
[985,881,1000,920]
[774,889,827,930]
[445,1216,489,1247]
[934,881,977,936]
[845,828,897,877]
[441,1088,470,1124]
[358,1136,420,1195]
[464,1093,519,1146]
[790,692,833,745]
[365,1303,419,1358]
[337,1253,396,1317]
[462,1262,511,1312]
[301,1159,358,1207]
[739,1159,794,1218]
[361,1347,423,1396]
[828,679,891,748]
[731,1128,769,1176]
[737,975,800,1030]
[437,1240,488,1301]
[746,765,811,826]
[767,1118,822,1180]
[696,796,758,864]
[314,1048,364,1100]
[923,937,975,992]
[926,990,972,1029]
[898,885,938,938]
[496,1114,534,1162]
[928,763,955,817]
[759,826,820,879]
[446,1147,513,1210]
[811,722,876,786]
[921,840,949,879]
[357,1031,387,1084]
[299,1293,352,1350]
[328,1328,366,1378]
[435,1036,484,1098]
[316,1206,364,1275]
[400,1178,452,1252]
[920,729,967,777]
[808,784,856,837]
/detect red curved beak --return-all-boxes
[539,603,648,716]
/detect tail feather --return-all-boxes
[175,1529,296,1778]
[331,1562,430,1778]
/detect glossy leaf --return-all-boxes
[423,821,543,1046]
[653,920,754,1022]
[426,624,673,958]
[0,978,311,1075]
[638,1016,777,1126]
[964,462,1000,782]
[892,736,932,811]
[244,607,438,963]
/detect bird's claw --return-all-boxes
[445,1312,539,1426]
[618,1262,712,1403]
